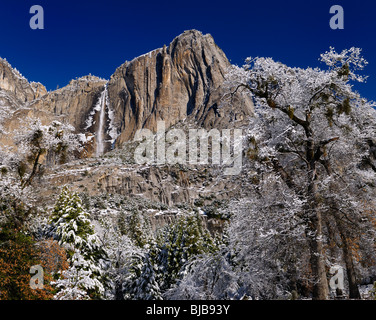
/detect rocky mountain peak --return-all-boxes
[107,30,252,145]
[0,58,47,105]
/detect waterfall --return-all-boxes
[96,85,108,157]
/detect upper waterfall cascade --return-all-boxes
[96,85,108,157]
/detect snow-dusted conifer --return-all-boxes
[50,186,107,299]
[154,213,216,291]
[122,251,162,300]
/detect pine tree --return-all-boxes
[50,186,107,299]
[154,213,216,291]
[52,250,103,300]
[122,251,162,300]
[120,208,153,248]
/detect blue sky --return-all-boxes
[0,0,375,101]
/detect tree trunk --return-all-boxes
[325,160,361,300]
[22,149,42,188]
[308,209,330,300]
[306,188,330,300]
[306,147,329,300]
[338,225,361,299]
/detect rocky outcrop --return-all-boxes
[33,151,243,236]
[0,30,254,236]
[108,30,253,146]
[0,72,106,154]
[30,76,108,134]
[40,158,242,207]
[0,58,47,104]
[0,58,49,144]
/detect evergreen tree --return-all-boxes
[53,250,102,300]
[96,217,143,300]
[122,251,162,300]
[50,186,107,299]
[153,213,217,292]
[120,208,153,248]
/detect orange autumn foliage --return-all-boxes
[336,200,376,267]
[0,230,68,300]
[35,239,69,275]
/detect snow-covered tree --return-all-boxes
[225,179,308,299]
[0,117,80,236]
[50,186,107,299]
[167,181,308,300]
[164,247,241,300]
[95,217,143,300]
[53,250,103,300]
[111,213,218,299]
[153,213,217,292]
[11,118,80,188]
[224,47,376,299]
[122,250,162,300]
[121,208,153,249]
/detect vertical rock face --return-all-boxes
[108,30,253,146]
